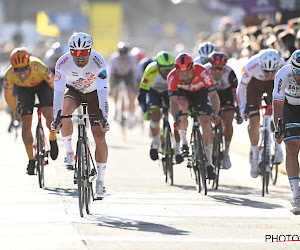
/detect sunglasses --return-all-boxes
[14,65,30,73]
[293,68,300,75]
[201,58,209,64]
[211,65,225,71]
[70,49,90,57]
[263,70,276,74]
[159,66,173,74]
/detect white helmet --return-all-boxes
[69,32,93,50]
[198,42,216,59]
[291,50,300,70]
[260,49,280,71]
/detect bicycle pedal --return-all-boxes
[73,179,77,185]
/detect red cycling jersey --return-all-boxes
[167,63,215,94]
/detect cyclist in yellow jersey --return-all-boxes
[4,48,58,175]
[138,51,183,163]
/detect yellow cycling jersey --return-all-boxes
[140,61,167,93]
[4,56,54,111]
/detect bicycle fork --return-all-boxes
[258,115,272,171]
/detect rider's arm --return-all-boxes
[3,77,17,112]
[236,81,247,116]
[53,66,67,118]
[228,69,238,103]
[96,70,109,120]
[208,90,220,115]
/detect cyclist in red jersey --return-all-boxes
[167,53,220,179]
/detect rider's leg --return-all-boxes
[170,96,181,156]
[22,114,34,161]
[127,89,137,127]
[149,108,161,160]
[248,114,260,159]
[178,98,189,153]
[199,115,213,166]
[222,110,234,169]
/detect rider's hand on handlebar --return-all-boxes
[51,120,62,133]
[211,114,221,125]
[273,131,284,144]
[99,120,110,132]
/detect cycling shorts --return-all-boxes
[283,101,300,141]
[217,87,235,110]
[65,87,101,127]
[177,88,212,115]
[246,77,273,117]
[148,89,169,110]
[110,72,136,91]
[18,81,53,116]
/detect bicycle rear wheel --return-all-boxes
[35,125,45,188]
[212,125,222,190]
[194,128,207,195]
[77,139,86,217]
[271,162,278,185]
[165,125,174,185]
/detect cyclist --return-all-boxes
[43,42,64,74]
[237,49,286,178]
[51,32,109,199]
[4,47,58,175]
[205,51,242,169]
[194,42,216,65]
[167,53,220,179]
[138,51,183,163]
[273,50,300,215]
[109,42,138,127]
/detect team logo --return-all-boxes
[55,72,61,81]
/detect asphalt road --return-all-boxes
[0,101,299,250]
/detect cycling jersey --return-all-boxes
[193,56,206,65]
[53,50,108,119]
[140,61,168,93]
[273,65,300,105]
[3,56,54,111]
[167,63,215,95]
[109,53,138,76]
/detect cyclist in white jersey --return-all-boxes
[51,32,109,199]
[204,51,242,169]
[237,49,286,178]
[273,50,300,215]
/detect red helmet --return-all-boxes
[174,53,193,71]
[10,48,30,68]
[209,51,228,66]
[131,47,145,62]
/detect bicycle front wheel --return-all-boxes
[35,125,45,188]
[194,128,207,195]
[77,139,86,217]
[212,126,222,190]
[165,125,174,185]
[261,130,270,197]
[85,142,92,214]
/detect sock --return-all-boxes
[289,176,300,198]
[49,131,56,141]
[224,140,230,155]
[97,163,107,182]
[62,135,74,155]
[205,144,213,166]
[251,145,259,160]
[176,142,180,155]
[275,141,281,150]
[151,133,160,149]
[178,129,188,146]
[25,145,34,160]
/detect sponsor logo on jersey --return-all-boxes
[98,70,107,79]
[72,72,79,76]
[143,77,149,84]
[55,72,61,81]
[73,73,96,88]
[200,70,213,86]
[248,62,258,71]
[47,70,53,80]
[57,56,69,69]
[278,79,282,93]
[93,56,102,68]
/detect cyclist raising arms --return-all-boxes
[194,42,216,65]
[4,48,58,175]
[138,51,182,163]
[51,32,109,199]
[204,51,242,169]
[168,53,220,179]
[237,49,286,178]
[273,50,300,215]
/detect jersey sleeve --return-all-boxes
[53,61,67,117]
[139,63,157,91]
[228,68,238,95]
[273,68,286,103]
[3,71,17,111]
[37,61,54,90]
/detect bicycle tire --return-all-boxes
[212,125,222,190]
[194,128,207,195]
[160,128,168,182]
[36,125,45,188]
[85,141,92,214]
[165,125,174,185]
[77,139,86,217]
[271,163,279,185]
[261,130,270,196]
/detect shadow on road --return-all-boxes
[44,187,78,198]
[172,184,196,191]
[90,216,189,235]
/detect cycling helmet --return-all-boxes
[209,51,228,66]
[117,42,129,54]
[174,53,193,71]
[52,42,63,56]
[10,48,30,68]
[260,49,280,71]
[131,47,145,62]
[291,49,300,71]
[69,32,93,50]
[198,42,216,59]
[156,51,174,67]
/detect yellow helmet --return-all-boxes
[10,48,30,68]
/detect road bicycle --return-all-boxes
[55,103,106,217]
[176,102,208,195]
[157,99,174,185]
[248,94,278,196]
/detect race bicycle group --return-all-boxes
[2,17,300,216]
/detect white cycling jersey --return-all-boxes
[109,52,138,76]
[193,56,206,65]
[273,64,300,105]
[53,50,108,119]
